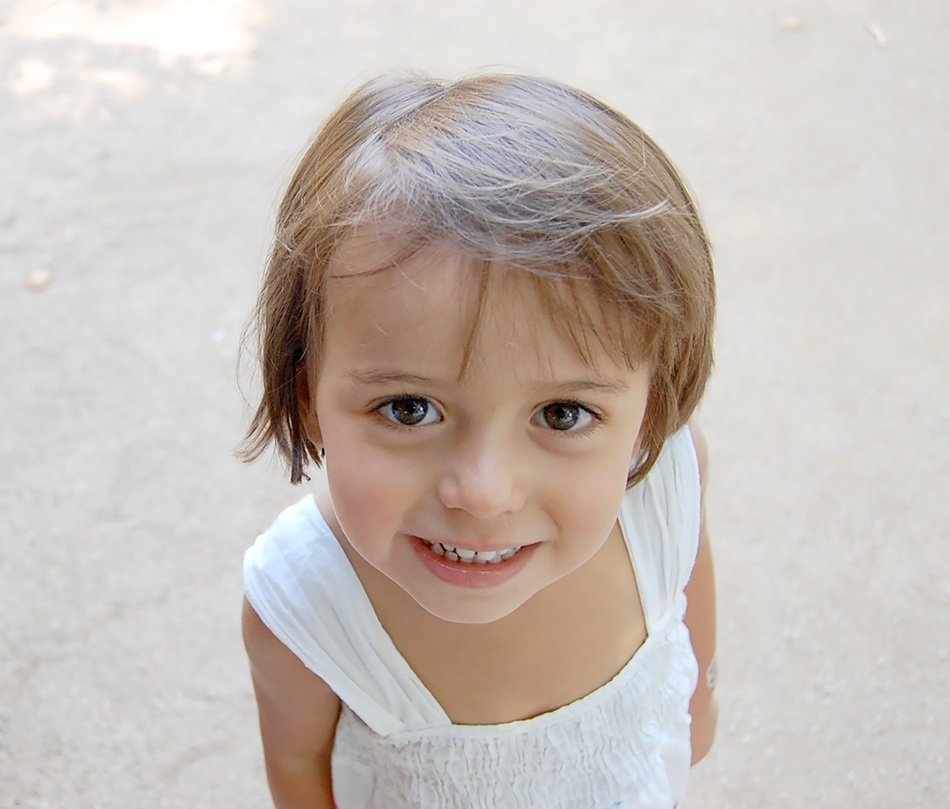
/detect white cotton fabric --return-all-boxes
[244,425,701,809]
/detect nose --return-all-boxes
[437,432,526,518]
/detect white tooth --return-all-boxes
[437,544,523,565]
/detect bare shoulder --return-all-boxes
[683,420,718,764]
[687,420,710,486]
[242,598,341,766]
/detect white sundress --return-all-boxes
[244,425,702,808]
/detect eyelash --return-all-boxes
[372,395,603,435]
[533,401,603,435]
[373,394,443,432]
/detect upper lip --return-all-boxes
[412,535,527,552]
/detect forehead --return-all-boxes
[322,228,634,380]
[325,230,474,344]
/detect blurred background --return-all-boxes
[1,1,947,806]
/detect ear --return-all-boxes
[295,366,322,448]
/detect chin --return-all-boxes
[409,595,516,625]
[411,589,534,626]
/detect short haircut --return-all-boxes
[241,72,715,487]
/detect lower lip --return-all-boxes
[410,537,538,589]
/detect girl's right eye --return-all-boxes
[375,397,442,427]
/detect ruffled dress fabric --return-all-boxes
[244,426,701,809]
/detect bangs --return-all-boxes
[325,222,664,385]
[451,255,659,382]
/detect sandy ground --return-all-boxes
[1,1,947,807]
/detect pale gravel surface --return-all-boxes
[1,1,947,807]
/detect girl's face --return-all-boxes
[308,233,652,625]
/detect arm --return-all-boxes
[242,598,342,809]
[684,422,718,765]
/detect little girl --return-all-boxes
[240,72,718,809]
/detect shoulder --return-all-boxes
[242,598,341,785]
[242,597,340,714]
[682,420,718,763]
[250,495,326,554]
[687,420,710,489]
[682,419,711,576]
[243,495,354,688]
[619,423,703,620]
[244,495,339,596]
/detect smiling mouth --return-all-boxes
[420,539,523,565]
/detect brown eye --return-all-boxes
[537,402,594,431]
[378,397,441,427]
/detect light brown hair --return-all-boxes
[241,72,715,486]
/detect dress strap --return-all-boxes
[244,496,450,736]
[618,425,702,630]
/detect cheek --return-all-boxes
[324,443,422,547]
[547,457,630,543]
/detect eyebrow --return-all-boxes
[347,367,630,395]
[348,368,434,386]
[547,379,630,396]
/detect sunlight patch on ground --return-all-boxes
[5,0,267,80]
[10,56,146,99]
[9,56,55,94]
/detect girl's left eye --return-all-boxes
[533,402,597,432]
[376,397,442,427]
